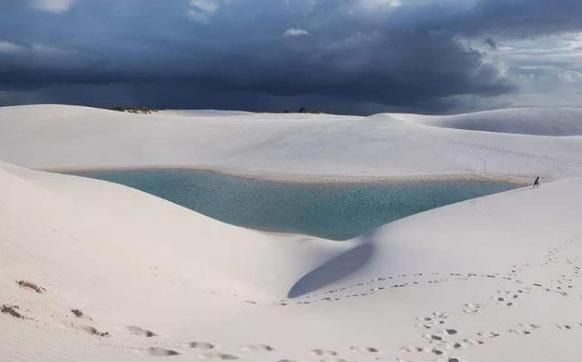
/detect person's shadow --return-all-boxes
[287,231,378,298]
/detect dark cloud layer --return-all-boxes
[0,0,581,114]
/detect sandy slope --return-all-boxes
[3,160,582,362]
[2,105,582,361]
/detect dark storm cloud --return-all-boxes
[0,0,581,113]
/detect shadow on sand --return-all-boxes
[287,241,376,298]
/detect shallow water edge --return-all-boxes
[56,167,522,240]
[45,164,530,186]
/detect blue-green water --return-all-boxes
[66,169,518,240]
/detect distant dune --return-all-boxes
[160,109,254,117]
[391,107,582,136]
[2,105,582,181]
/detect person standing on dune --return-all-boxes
[533,176,540,189]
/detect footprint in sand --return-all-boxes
[70,309,90,319]
[462,303,481,314]
[127,325,157,337]
[555,323,574,330]
[349,346,379,354]
[1,304,26,319]
[430,347,444,356]
[199,352,240,360]
[400,346,424,353]
[493,289,525,306]
[82,326,109,337]
[417,312,448,326]
[146,347,180,357]
[311,348,338,356]
[242,344,274,352]
[421,327,456,338]
[417,323,433,330]
[445,328,458,336]
[16,280,46,294]
[451,342,466,350]
[462,338,485,346]
[425,333,445,342]
[480,331,502,339]
[188,342,215,350]
[508,323,541,335]
[508,328,533,335]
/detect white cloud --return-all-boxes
[459,32,582,108]
[356,0,402,10]
[0,41,72,58]
[190,0,220,13]
[462,32,582,77]
[31,43,71,56]
[29,0,76,13]
[188,0,227,23]
[561,70,582,83]
[0,41,25,54]
[283,28,309,37]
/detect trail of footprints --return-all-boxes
[278,236,582,308]
[257,237,582,361]
[397,236,582,361]
[140,335,385,361]
[6,237,582,361]
[278,271,537,307]
[4,277,386,361]
[277,251,572,307]
[401,312,543,361]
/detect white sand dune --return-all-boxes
[159,109,254,117]
[2,105,582,181]
[395,107,582,136]
[2,105,582,361]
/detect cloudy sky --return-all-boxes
[0,0,581,114]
